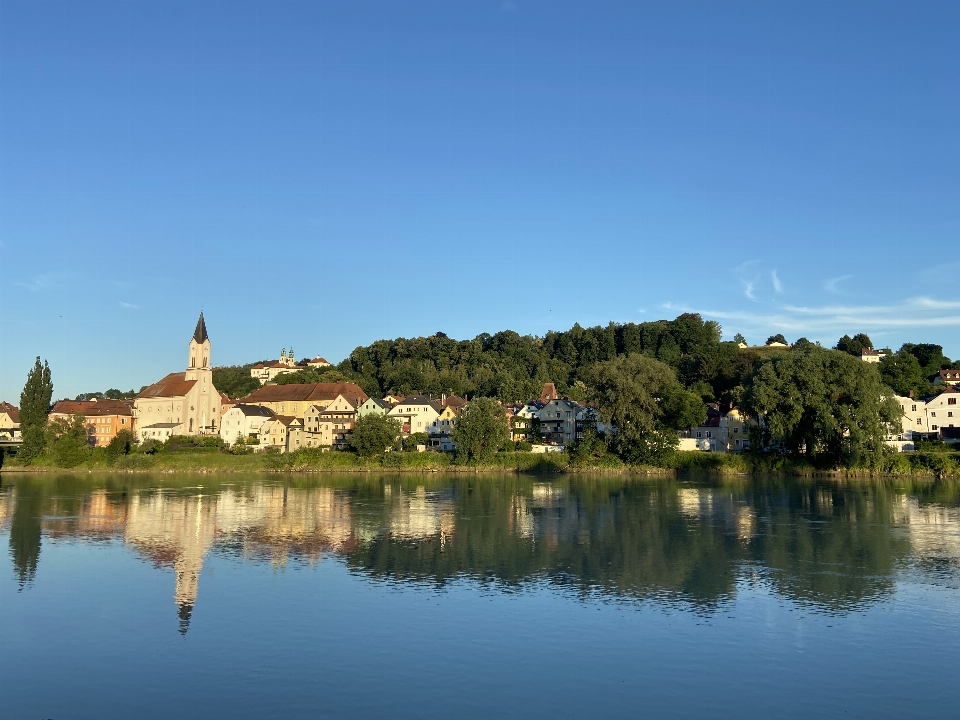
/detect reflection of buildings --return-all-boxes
[125,492,218,634]
[892,496,960,560]
[389,487,455,544]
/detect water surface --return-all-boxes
[2,473,959,719]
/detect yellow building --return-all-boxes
[240,382,368,420]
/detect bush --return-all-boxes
[106,429,136,463]
[515,440,533,452]
[47,414,91,468]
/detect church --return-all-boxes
[134,313,223,441]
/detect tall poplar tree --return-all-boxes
[19,357,53,460]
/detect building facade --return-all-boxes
[133,313,223,441]
[49,399,134,447]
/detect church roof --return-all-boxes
[241,382,368,407]
[193,313,209,344]
[136,372,197,399]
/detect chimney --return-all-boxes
[909,390,914,398]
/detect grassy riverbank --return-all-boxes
[3,445,959,478]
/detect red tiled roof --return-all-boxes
[136,372,197,399]
[50,399,132,417]
[939,369,960,381]
[0,401,20,423]
[241,382,368,406]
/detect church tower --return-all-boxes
[186,312,211,380]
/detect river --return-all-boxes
[2,473,959,719]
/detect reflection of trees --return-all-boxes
[746,482,909,611]
[8,481,42,588]
[3,474,960,616]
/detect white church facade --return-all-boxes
[133,313,223,441]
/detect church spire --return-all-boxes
[193,312,209,344]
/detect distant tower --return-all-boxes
[186,312,211,377]
[288,347,294,364]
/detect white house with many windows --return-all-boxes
[387,396,441,436]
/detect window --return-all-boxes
[736,440,740,446]
[932,425,938,430]
[696,431,702,438]
[950,398,957,406]
[932,412,936,417]
[734,427,739,433]
[706,431,712,438]
[912,404,917,412]
[949,412,954,417]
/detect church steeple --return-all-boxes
[187,312,211,374]
[193,312,209,344]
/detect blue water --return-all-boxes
[2,473,959,719]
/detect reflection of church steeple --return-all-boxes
[178,601,194,635]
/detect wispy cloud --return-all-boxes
[661,296,960,338]
[742,281,756,301]
[771,270,783,293]
[16,272,62,292]
[119,302,139,310]
[824,275,852,294]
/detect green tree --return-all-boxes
[879,350,930,398]
[901,343,951,376]
[742,346,901,463]
[451,397,510,464]
[584,355,705,464]
[350,414,402,458]
[836,333,873,355]
[19,357,53,461]
[404,432,430,451]
[766,334,788,346]
[211,365,261,399]
[47,414,91,468]
[733,333,747,345]
[106,428,136,463]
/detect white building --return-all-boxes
[249,348,300,384]
[860,348,888,363]
[924,386,960,435]
[387,395,441,436]
[134,314,223,441]
[220,404,275,447]
[933,369,960,386]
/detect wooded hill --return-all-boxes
[212,314,957,404]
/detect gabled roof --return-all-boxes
[241,382,368,406]
[227,404,275,418]
[0,401,20,423]
[136,372,197,399]
[441,394,467,408]
[193,312,209,343]
[393,394,439,409]
[308,356,330,364]
[938,369,960,380]
[51,399,133,416]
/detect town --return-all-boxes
[2,313,958,466]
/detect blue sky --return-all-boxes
[2,0,959,401]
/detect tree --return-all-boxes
[350,414,402,458]
[733,333,747,345]
[901,343,951,375]
[583,355,705,464]
[878,350,930,398]
[836,333,873,356]
[106,428,136,462]
[47,414,91,468]
[451,397,510,464]
[19,357,53,461]
[766,334,788,346]
[211,365,261,399]
[404,432,430,451]
[742,346,901,463]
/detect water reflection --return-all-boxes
[3,474,960,631]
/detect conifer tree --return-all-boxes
[19,357,53,460]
